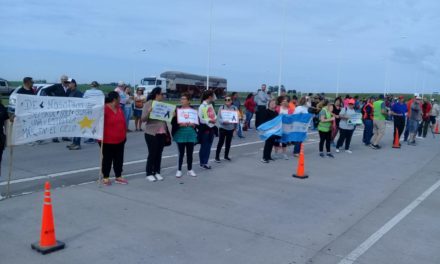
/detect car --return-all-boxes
[0,78,13,95]
[8,84,54,113]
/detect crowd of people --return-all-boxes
[4,77,440,186]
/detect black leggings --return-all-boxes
[216,128,234,159]
[319,130,331,153]
[336,128,354,150]
[99,141,125,179]
[177,142,194,170]
[145,133,166,175]
[263,135,277,160]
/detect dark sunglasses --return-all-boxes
[225,98,232,101]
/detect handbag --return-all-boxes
[164,126,172,147]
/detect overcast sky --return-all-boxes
[1,0,439,93]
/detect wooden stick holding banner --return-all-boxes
[6,120,14,199]
[97,141,104,187]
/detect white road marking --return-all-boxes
[338,178,440,264]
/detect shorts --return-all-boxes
[133,109,142,117]
[408,120,419,133]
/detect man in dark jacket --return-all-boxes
[66,79,83,150]
[44,75,70,142]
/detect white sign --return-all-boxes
[150,101,176,122]
[220,110,239,124]
[12,95,104,145]
[348,113,363,125]
[177,108,199,124]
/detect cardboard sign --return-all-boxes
[150,101,176,122]
[177,108,199,124]
[12,94,104,145]
[348,113,363,125]
[220,110,239,123]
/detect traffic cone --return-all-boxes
[392,128,401,149]
[435,122,439,134]
[292,143,308,179]
[31,182,65,255]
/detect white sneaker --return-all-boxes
[335,148,340,153]
[187,170,197,177]
[176,171,182,178]
[0,194,4,200]
[146,175,157,182]
[345,150,353,154]
[283,154,289,160]
[155,174,164,181]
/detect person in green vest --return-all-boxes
[371,94,388,149]
[318,100,335,158]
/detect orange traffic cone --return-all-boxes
[435,122,439,134]
[31,182,65,255]
[392,128,401,149]
[292,143,308,179]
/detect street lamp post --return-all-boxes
[278,0,287,96]
[206,0,214,92]
[132,49,147,88]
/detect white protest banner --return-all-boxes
[177,108,199,124]
[348,113,363,125]
[12,94,104,145]
[150,101,176,122]
[220,110,239,123]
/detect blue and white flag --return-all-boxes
[257,113,313,142]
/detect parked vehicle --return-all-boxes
[8,84,54,113]
[0,78,13,95]
[137,71,227,99]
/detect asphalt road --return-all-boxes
[1,123,440,264]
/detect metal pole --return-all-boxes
[206,0,213,93]
[278,0,287,96]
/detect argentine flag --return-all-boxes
[257,113,313,142]
[257,115,283,140]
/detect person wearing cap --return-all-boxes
[408,96,422,145]
[429,98,440,130]
[44,75,70,143]
[335,99,356,153]
[361,97,374,146]
[66,79,83,150]
[390,96,408,145]
[404,94,417,141]
[417,97,432,138]
[370,94,388,149]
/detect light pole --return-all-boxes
[206,0,214,92]
[328,39,341,98]
[278,0,287,96]
[132,49,147,88]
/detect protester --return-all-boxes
[244,93,256,130]
[171,93,197,178]
[99,91,128,186]
[404,94,417,141]
[418,98,432,138]
[255,84,270,128]
[335,99,356,153]
[124,86,134,132]
[317,100,335,158]
[274,96,293,160]
[45,75,70,143]
[83,81,105,144]
[66,79,83,150]
[133,88,146,131]
[215,95,238,163]
[17,77,35,95]
[142,87,168,181]
[115,81,129,129]
[371,94,388,149]
[390,96,407,144]
[331,97,342,146]
[430,99,440,129]
[362,97,375,146]
[408,96,422,145]
[198,90,217,169]
[231,92,244,138]
[292,96,309,157]
[261,99,278,163]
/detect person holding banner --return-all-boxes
[198,90,217,169]
[317,100,335,158]
[66,79,83,150]
[215,96,238,163]
[261,99,279,163]
[274,96,293,160]
[100,91,128,186]
[292,97,309,157]
[171,93,198,178]
[335,99,356,153]
[142,87,168,181]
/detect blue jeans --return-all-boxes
[237,122,243,137]
[73,137,81,146]
[199,131,214,165]
[245,111,253,129]
[123,105,132,129]
[363,119,373,145]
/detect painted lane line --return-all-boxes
[338,178,440,264]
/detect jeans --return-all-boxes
[336,128,354,150]
[199,130,214,165]
[99,141,125,178]
[245,111,253,129]
[216,128,233,159]
[393,116,405,140]
[293,142,301,154]
[177,142,194,171]
[123,105,132,129]
[144,133,166,175]
[237,122,243,137]
[72,137,81,146]
[363,119,373,145]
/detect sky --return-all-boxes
[1,0,440,94]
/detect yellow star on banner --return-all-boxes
[78,116,94,129]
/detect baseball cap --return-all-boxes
[348,99,355,104]
[67,78,76,85]
[90,81,100,87]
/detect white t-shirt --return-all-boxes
[294,105,309,114]
[83,88,104,99]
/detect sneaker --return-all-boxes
[66,143,75,148]
[319,152,325,158]
[326,153,335,158]
[370,144,378,149]
[261,159,269,163]
[115,177,128,184]
[52,138,60,143]
[69,145,81,150]
[293,153,300,157]
[268,157,276,161]
[146,175,157,182]
[62,137,72,142]
[200,164,211,169]
[215,158,221,163]
[224,157,232,161]
[176,170,183,178]
[335,148,340,153]
[102,178,112,186]
[155,174,164,181]
[376,145,382,149]
[345,150,353,154]
[187,170,197,177]
[283,154,289,160]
